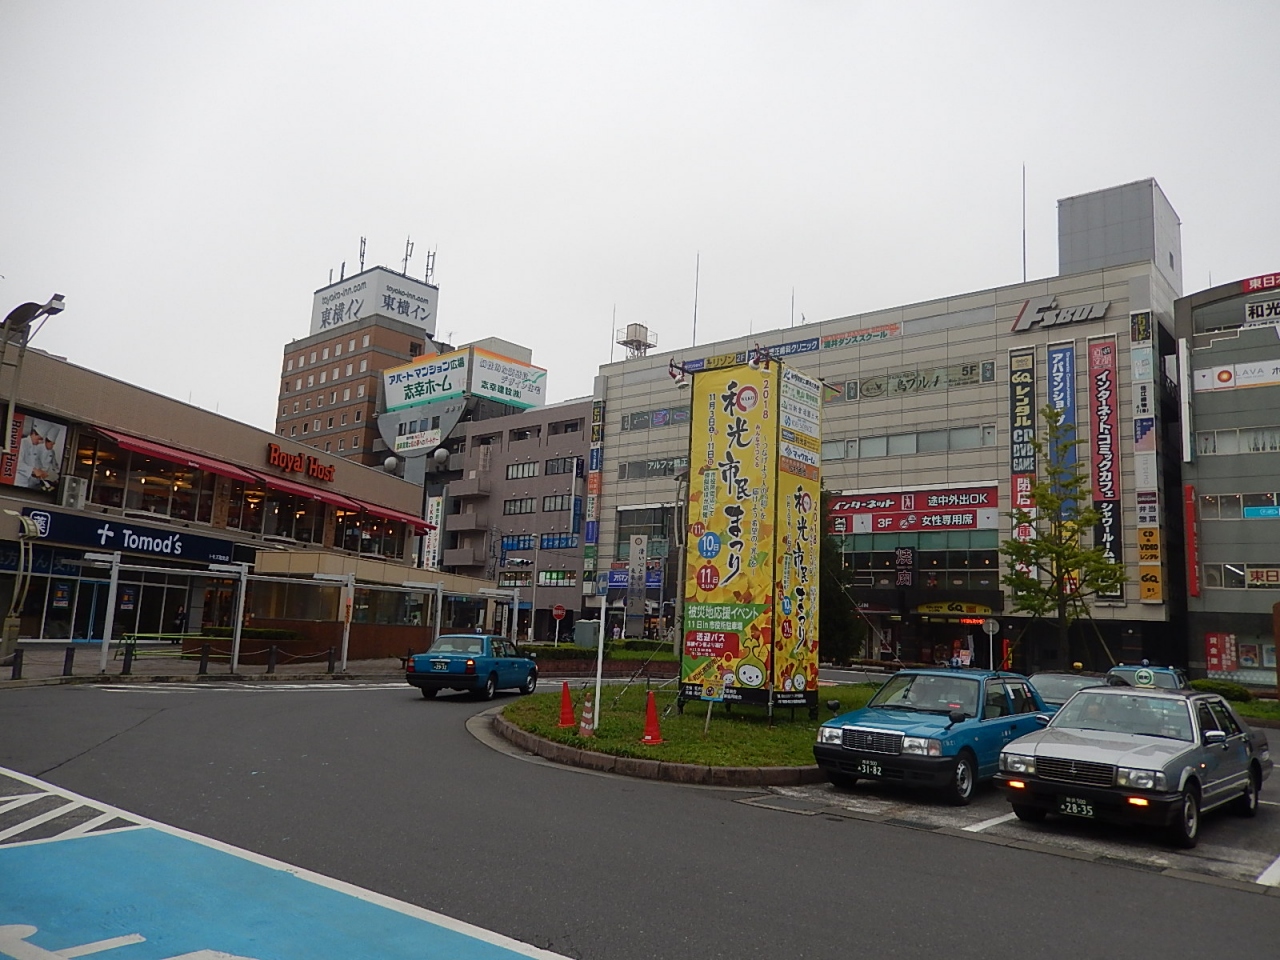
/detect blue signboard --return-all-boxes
[607,569,662,589]
[1047,343,1077,499]
[1243,506,1280,519]
[22,508,237,564]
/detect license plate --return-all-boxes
[431,661,448,672]
[857,759,883,777]
[1058,796,1094,818]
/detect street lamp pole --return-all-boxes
[92,552,122,674]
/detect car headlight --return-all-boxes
[902,736,941,757]
[818,726,843,745]
[1000,753,1036,774]
[1117,768,1167,791]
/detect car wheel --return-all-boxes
[420,687,437,700]
[1012,803,1046,823]
[475,674,497,701]
[827,772,858,789]
[1233,769,1260,818]
[1168,786,1200,848]
[520,670,538,695]
[945,752,977,806]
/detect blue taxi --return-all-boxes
[405,634,538,700]
[1106,661,1189,690]
[814,668,1048,805]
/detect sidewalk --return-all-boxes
[0,643,406,688]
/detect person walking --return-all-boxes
[172,605,188,643]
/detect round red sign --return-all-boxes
[696,563,721,591]
[552,604,566,621]
[691,521,706,538]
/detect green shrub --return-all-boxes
[1190,678,1253,702]
[525,646,600,661]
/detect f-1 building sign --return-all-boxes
[22,509,236,564]
[1012,296,1110,333]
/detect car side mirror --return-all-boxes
[1203,729,1227,747]
[1034,714,1050,727]
[948,709,966,726]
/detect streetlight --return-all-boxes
[2,295,65,454]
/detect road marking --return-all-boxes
[0,801,81,842]
[0,794,47,816]
[56,812,127,840]
[1258,854,1280,886]
[0,766,570,958]
[962,811,1018,832]
[1261,799,1280,807]
[56,932,148,956]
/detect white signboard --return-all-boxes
[383,350,468,412]
[394,428,442,454]
[423,496,444,569]
[471,348,547,409]
[310,266,439,336]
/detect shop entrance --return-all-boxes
[70,579,110,642]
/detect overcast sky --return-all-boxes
[2,2,1276,432]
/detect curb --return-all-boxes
[0,672,399,691]
[491,712,827,787]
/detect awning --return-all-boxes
[97,429,259,483]
[252,472,364,512]
[347,498,436,532]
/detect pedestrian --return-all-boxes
[172,605,187,643]
[611,623,621,641]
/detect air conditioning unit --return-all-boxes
[59,476,88,511]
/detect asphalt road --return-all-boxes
[2,682,1277,960]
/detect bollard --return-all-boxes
[198,643,210,675]
[63,647,76,677]
[121,643,134,675]
[10,649,23,681]
[266,644,277,675]
[327,646,336,674]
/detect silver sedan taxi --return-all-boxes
[995,686,1271,848]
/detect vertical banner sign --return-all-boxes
[681,364,781,707]
[1129,311,1163,603]
[1046,343,1077,489]
[585,400,605,545]
[423,496,444,569]
[1009,349,1038,546]
[1089,337,1125,601]
[626,534,648,630]
[1184,485,1201,598]
[774,367,821,707]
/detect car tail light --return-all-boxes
[465,659,476,675]
[406,659,415,673]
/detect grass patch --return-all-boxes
[502,682,877,766]
[1236,698,1280,722]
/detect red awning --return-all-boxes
[348,498,435,532]
[97,429,259,483]
[252,472,364,511]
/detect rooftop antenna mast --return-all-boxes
[402,235,414,276]
[692,252,700,347]
[339,261,345,281]
[1021,163,1027,283]
[359,236,366,272]
[425,247,436,285]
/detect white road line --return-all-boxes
[58,811,126,839]
[1257,854,1280,886]
[56,933,147,956]
[0,800,81,842]
[0,793,48,816]
[0,766,569,959]
[1260,799,1280,807]
[962,811,1018,832]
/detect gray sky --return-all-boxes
[3,2,1277,431]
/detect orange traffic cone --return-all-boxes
[578,695,595,738]
[557,681,576,728]
[641,690,664,745]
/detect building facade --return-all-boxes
[592,180,1188,670]
[1176,270,1280,686]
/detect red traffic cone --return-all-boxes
[578,695,595,738]
[641,690,664,745]
[557,681,576,728]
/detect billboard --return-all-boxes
[471,348,547,409]
[828,485,999,534]
[1088,337,1124,601]
[310,266,438,336]
[681,363,820,709]
[1,411,70,492]
[383,350,468,413]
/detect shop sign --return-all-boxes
[1246,566,1280,588]
[1205,632,1238,672]
[1089,337,1124,600]
[854,361,988,401]
[1194,358,1280,392]
[1242,273,1280,292]
[0,410,70,492]
[828,486,998,534]
[266,443,335,483]
[1009,349,1037,511]
[21,508,236,564]
[1245,299,1280,324]
[1047,343,1077,501]
[1012,296,1110,333]
[820,323,901,350]
[1136,490,1159,526]
[393,428,442,454]
[383,349,468,412]
[607,568,663,589]
[916,601,993,615]
[1130,311,1153,343]
[1138,565,1163,602]
[1184,485,1200,597]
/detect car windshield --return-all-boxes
[429,636,486,655]
[1052,691,1194,740]
[1107,667,1180,689]
[867,674,979,718]
[1031,675,1105,705]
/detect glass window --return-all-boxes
[286,359,294,372]
[859,435,887,458]
[359,359,368,373]
[354,410,362,422]
[981,424,997,446]
[844,439,859,459]
[324,442,331,453]
[820,440,845,461]
[290,426,297,437]
[1198,495,1219,520]
[507,461,539,479]
[1202,563,1223,588]
[319,372,326,385]
[970,530,999,549]
[322,348,329,360]
[1219,494,1242,519]
[1243,492,1277,510]
[335,343,342,356]
[1216,430,1239,455]
[338,439,345,451]
[343,389,350,401]
[950,426,981,449]
[888,433,916,455]
[345,364,353,376]
[1196,432,1217,456]
[1223,564,1246,589]
[362,334,370,347]
[504,498,536,515]
[353,435,360,448]
[917,429,948,452]
[348,339,356,351]
[357,385,365,397]
[330,391,336,404]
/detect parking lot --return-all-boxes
[742,778,1280,891]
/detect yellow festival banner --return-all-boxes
[681,363,820,709]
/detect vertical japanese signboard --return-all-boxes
[681,363,819,709]
[626,534,648,632]
[1130,311,1163,603]
[1089,336,1125,601]
[1046,343,1077,488]
[1009,349,1037,546]
[585,400,604,546]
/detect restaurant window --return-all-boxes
[224,479,267,533]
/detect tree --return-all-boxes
[819,488,866,665]
[1000,404,1126,662]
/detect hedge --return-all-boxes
[1189,678,1253,702]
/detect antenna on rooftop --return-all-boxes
[402,235,414,276]
[425,247,436,285]
[340,261,345,281]
[359,236,366,272]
